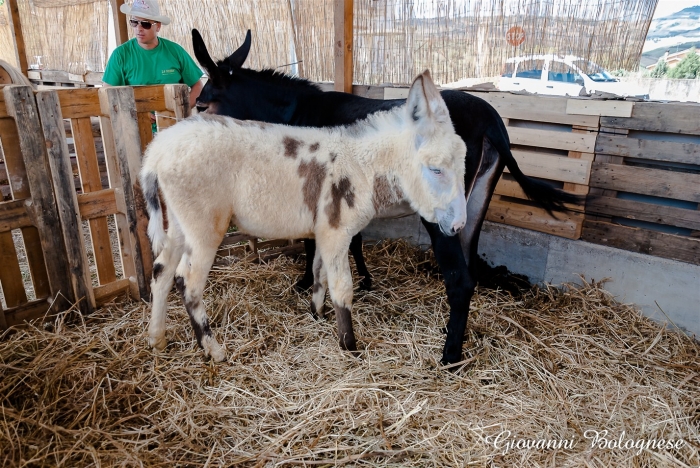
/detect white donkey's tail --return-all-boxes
[140,169,167,256]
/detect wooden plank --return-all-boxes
[564,126,596,195]
[586,196,700,231]
[36,70,73,83]
[219,232,256,247]
[0,230,27,307]
[132,85,167,113]
[506,149,591,184]
[2,298,52,328]
[494,178,583,210]
[137,111,154,154]
[601,102,700,135]
[0,199,32,231]
[77,189,118,219]
[251,243,304,262]
[506,126,597,153]
[19,227,51,300]
[0,93,7,118]
[566,99,634,117]
[0,116,52,301]
[164,83,190,119]
[0,117,26,197]
[35,91,95,313]
[4,86,74,311]
[582,220,700,265]
[0,306,6,329]
[54,88,101,119]
[72,117,117,285]
[0,66,13,85]
[99,86,151,300]
[590,162,700,203]
[109,0,129,46]
[256,239,291,250]
[68,73,85,83]
[99,115,139,300]
[494,178,527,199]
[595,134,700,166]
[382,87,410,100]
[6,0,28,76]
[486,198,583,239]
[94,278,130,306]
[469,92,600,127]
[333,0,353,93]
[155,85,189,130]
[155,111,177,131]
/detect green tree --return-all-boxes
[650,59,668,78]
[667,47,700,79]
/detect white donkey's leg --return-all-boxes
[310,253,328,319]
[174,239,225,361]
[148,221,185,351]
[317,236,357,352]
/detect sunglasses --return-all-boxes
[129,19,158,29]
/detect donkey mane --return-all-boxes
[219,64,323,93]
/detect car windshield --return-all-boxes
[572,59,618,82]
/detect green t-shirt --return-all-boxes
[102,37,203,87]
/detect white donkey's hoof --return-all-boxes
[208,345,227,362]
[149,335,168,351]
[204,336,227,362]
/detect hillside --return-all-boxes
[643,5,700,56]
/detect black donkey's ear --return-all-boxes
[192,29,222,83]
[224,29,251,70]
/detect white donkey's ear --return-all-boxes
[406,70,449,146]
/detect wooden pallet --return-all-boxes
[379,88,604,239]
[215,232,304,265]
[470,92,608,239]
[583,100,700,265]
[0,86,74,327]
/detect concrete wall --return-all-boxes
[618,76,700,103]
[362,216,700,338]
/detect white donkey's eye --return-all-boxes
[430,168,442,175]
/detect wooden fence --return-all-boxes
[365,85,699,264]
[0,84,188,328]
[1,84,698,330]
[584,101,700,265]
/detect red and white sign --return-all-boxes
[506,26,526,46]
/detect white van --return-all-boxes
[499,54,648,99]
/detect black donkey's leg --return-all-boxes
[295,238,316,292]
[349,233,371,291]
[421,219,475,366]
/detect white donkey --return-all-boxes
[140,70,467,361]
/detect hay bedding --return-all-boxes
[1,240,698,467]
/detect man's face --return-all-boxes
[131,16,160,47]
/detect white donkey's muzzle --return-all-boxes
[436,193,467,236]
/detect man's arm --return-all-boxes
[189,79,204,109]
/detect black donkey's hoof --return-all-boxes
[358,276,372,292]
[295,276,313,292]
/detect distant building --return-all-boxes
[646,48,697,70]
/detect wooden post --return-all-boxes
[3,85,74,311]
[287,0,304,77]
[6,0,28,75]
[334,0,353,93]
[99,86,151,300]
[35,91,96,314]
[158,83,190,130]
[110,0,130,47]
